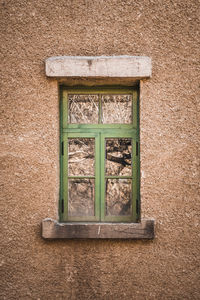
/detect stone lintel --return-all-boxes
[42,219,155,239]
[45,56,152,81]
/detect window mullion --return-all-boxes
[95,133,101,221]
[132,139,138,222]
[62,134,68,222]
[100,132,105,221]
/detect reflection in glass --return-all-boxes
[68,94,99,124]
[106,139,132,176]
[68,138,95,176]
[102,95,132,124]
[68,179,95,216]
[106,179,132,216]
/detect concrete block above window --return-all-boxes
[45,56,152,86]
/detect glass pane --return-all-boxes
[106,138,132,176]
[68,94,99,124]
[106,179,132,216]
[68,138,95,176]
[68,179,95,216]
[102,95,132,124]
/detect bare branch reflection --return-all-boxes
[68,138,95,176]
[106,139,132,176]
[106,179,132,216]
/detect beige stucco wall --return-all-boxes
[1,0,199,299]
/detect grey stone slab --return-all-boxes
[45,56,152,79]
[42,218,155,239]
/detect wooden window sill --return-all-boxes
[42,218,155,239]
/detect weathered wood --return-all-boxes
[42,219,155,239]
[45,56,152,79]
[57,77,141,86]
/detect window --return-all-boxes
[60,86,140,223]
[43,56,154,239]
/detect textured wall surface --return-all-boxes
[0,0,200,299]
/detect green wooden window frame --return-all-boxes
[60,86,140,223]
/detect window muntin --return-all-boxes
[61,87,139,222]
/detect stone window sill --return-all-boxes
[42,219,154,239]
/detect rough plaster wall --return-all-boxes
[0,0,199,299]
